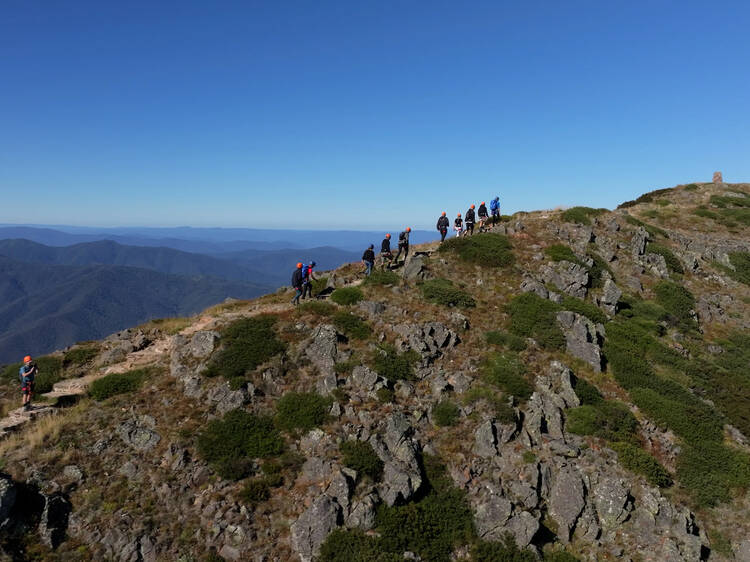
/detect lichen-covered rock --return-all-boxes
[631,226,649,256]
[117,415,161,451]
[206,382,251,414]
[643,252,670,278]
[346,492,379,530]
[393,322,460,362]
[290,495,342,562]
[541,261,589,299]
[474,420,499,458]
[189,331,219,358]
[306,324,339,374]
[556,311,602,372]
[358,300,386,317]
[474,493,512,540]
[593,477,632,531]
[38,494,72,549]
[549,466,586,543]
[349,365,381,391]
[402,255,432,281]
[599,279,622,315]
[0,475,16,523]
[370,413,423,506]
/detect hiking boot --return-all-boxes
[23,403,30,411]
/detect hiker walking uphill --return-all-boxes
[362,245,375,276]
[291,262,304,305]
[490,196,500,226]
[465,204,476,236]
[394,227,411,265]
[477,201,488,232]
[19,355,37,411]
[436,212,449,242]
[454,213,463,237]
[301,261,317,299]
[380,233,393,269]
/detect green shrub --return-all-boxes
[197,409,284,480]
[318,529,402,562]
[683,183,699,191]
[0,362,22,383]
[63,346,99,367]
[330,287,364,306]
[710,193,750,208]
[376,387,395,403]
[298,301,336,316]
[471,534,537,561]
[561,296,607,323]
[332,311,371,340]
[653,281,696,327]
[373,345,419,383]
[485,330,527,351]
[334,358,359,376]
[239,479,271,505]
[611,442,672,487]
[462,386,516,424]
[587,251,614,288]
[641,209,660,219]
[522,451,536,464]
[482,352,533,402]
[32,356,64,394]
[438,233,514,267]
[618,187,674,209]
[677,441,750,507]
[645,243,684,274]
[726,251,750,285]
[506,293,565,351]
[544,244,583,265]
[433,400,460,426]
[420,278,476,308]
[363,269,400,286]
[205,316,286,382]
[275,392,331,433]
[692,207,718,220]
[573,378,603,405]
[624,215,669,239]
[655,199,670,207]
[340,440,384,481]
[561,206,607,225]
[89,369,147,400]
[376,456,474,562]
[566,402,639,444]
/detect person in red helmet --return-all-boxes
[436,212,449,242]
[379,233,393,269]
[291,262,304,305]
[478,201,489,232]
[465,204,476,236]
[19,355,37,411]
[394,227,411,265]
[454,213,463,237]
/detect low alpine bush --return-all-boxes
[330,287,364,305]
[646,243,684,274]
[419,278,476,308]
[506,293,565,351]
[653,281,696,328]
[89,369,147,400]
[611,441,672,487]
[438,233,514,267]
[63,345,99,368]
[485,330,527,351]
[332,311,371,340]
[372,345,419,383]
[275,392,332,433]
[298,301,336,316]
[481,352,533,402]
[340,440,384,481]
[561,296,607,324]
[432,400,460,426]
[560,206,607,225]
[544,244,583,265]
[363,269,400,286]
[566,401,639,444]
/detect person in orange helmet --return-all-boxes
[379,233,394,270]
[478,201,489,232]
[436,212,450,242]
[454,213,464,237]
[19,355,37,411]
[291,262,304,305]
[465,204,476,236]
[394,227,411,265]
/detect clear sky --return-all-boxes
[2,1,748,230]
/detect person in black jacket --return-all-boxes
[362,244,376,276]
[394,227,411,265]
[477,202,488,232]
[465,204,476,236]
[379,233,393,269]
[454,213,463,237]
[291,262,304,305]
[436,212,449,242]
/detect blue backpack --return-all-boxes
[302,265,311,278]
[490,199,499,211]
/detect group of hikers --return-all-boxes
[290,196,501,303]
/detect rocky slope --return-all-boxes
[1,180,749,561]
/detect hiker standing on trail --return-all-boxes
[19,355,37,411]
[436,212,449,242]
[291,262,304,305]
[477,202,489,232]
[301,261,317,299]
[380,233,393,269]
[490,196,500,226]
[454,213,463,237]
[465,205,476,236]
[394,227,411,264]
[362,245,376,276]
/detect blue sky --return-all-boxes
[1,1,748,230]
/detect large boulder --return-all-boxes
[0,475,16,524]
[556,312,603,372]
[549,466,586,543]
[38,494,72,549]
[306,325,339,374]
[631,226,649,256]
[541,261,589,299]
[598,279,622,316]
[592,477,632,532]
[393,322,460,363]
[206,382,252,414]
[290,495,342,562]
[117,415,161,452]
[370,413,423,506]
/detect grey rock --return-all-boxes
[541,261,589,299]
[290,495,342,562]
[695,294,734,325]
[371,413,423,506]
[623,275,643,293]
[350,366,380,391]
[358,301,386,316]
[301,458,333,483]
[38,494,72,549]
[520,277,549,300]
[632,226,649,256]
[118,461,138,480]
[549,467,586,543]
[556,311,602,372]
[474,420,499,458]
[402,255,431,281]
[430,374,451,398]
[300,429,331,456]
[606,218,621,232]
[62,465,84,483]
[599,279,622,315]
[117,416,161,451]
[326,469,353,513]
[316,371,338,395]
[346,492,379,530]
[306,324,339,374]
[643,253,670,278]
[207,382,251,414]
[593,477,631,531]
[474,494,512,540]
[733,539,750,561]
[0,475,16,523]
[181,374,203,398]
[190,331,220,358]
[505,511,540,548]
[393,322,460,362]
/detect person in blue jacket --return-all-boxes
[490,196,500,226]
[19,355,37,411]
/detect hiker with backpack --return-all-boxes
[380,233,393,269]
[362,244,376,276]
[436,212,449,242]
[301,261,317,299]
[454,213,463,237]
[465,205,476,236]
[19,355,37,411]
[477,202,489,232]
[490,196,500,226]
[394,227,411,265]
[291,262,304,305]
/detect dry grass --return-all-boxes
[138,316,193,335]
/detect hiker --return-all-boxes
[436,212,449,242]
[477,201,488,232]
[465,204,476,236]
[490,196,500,226]
[362,244,375,276]
[454,213,463,237]
[394,227,411,264]
[291,262,304,305]
[380,233,393,269]
[19,355,37,411]
[301,261,317,299]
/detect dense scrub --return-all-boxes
[340,440,383,481]
[544,244,583,265]
[330,287,364,305]
[611,442,672,488]
[332,311,371,340]
[560,206,607,225]
[432,399,460,426]
[506,293,565,351]
[275,392,331,432]
[372,345,419,383]
[645,243,684,274]
[481,352,533,402]
[89,369,147,401]
[438,233,514,267]
[618,187,674,209]
[363,269,400,286]
[485,330,527,351]
[420,278,476,308]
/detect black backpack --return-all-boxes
[399,231,407,243]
